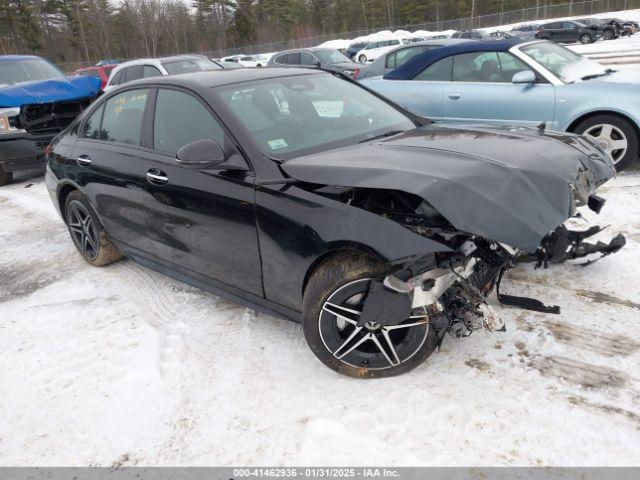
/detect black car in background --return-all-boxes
[536,20,602,44]
[451,30,490,40]
[345,42,370,60]
[575,17,619,40]
[45,68,620,378]
[267,48,357,76]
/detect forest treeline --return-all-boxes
[0,0,631,66]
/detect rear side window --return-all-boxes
[143,65,162,78]
[153,89,225,154]
[99,89,149,145]
[300,52,317,66]
[124,65,143,82]
[414,56,453,81]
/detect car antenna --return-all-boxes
[537,121,547,134]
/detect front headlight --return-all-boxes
[0,107,24,134]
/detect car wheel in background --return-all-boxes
[64,190,122,266]
[358,54,367,63]
[301,251,438,378]
[0,166,13,187]
[579,33,592,44]
[603,29,614,40]
[575,114,638,172]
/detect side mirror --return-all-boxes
[512,70,536,84]
[176,139,225,167]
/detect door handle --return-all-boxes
[146,169,168,185]
[76,155,92,166]
[448,93,462,100]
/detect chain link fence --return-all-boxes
[205,0,640,58]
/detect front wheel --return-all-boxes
[579,33,592,44]
[0,165,13,186]
[301,252,438,378]
[64,190,122,266]
[574,114,638,172]
[358,54,367,63]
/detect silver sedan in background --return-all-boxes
[354,38,474,80]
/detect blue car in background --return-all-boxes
[363,39,640,171]
[0,55,101,185]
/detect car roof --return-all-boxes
[121,67,326,90]
[114,55,205,69]
[0,55,43,62]
[384,38,530,80]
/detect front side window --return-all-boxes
[153,89,225,154]
[0,58,64,87]
[414,56,453,81]
[217,74,414,159]
[99,89,149,145]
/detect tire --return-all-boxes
[301,251,438,378]
[603,29,614,40]
[0,165,12,186]
[579,33,592,44]
[358,54,367,64]
[574,114,638,172]
[64,190,122,267]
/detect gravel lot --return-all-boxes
[1,170,640,466]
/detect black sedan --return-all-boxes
[536,20,602,44]
[46,68,621,378]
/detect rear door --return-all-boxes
[71,88,157,252]
[141,87,262,295]
[442,51,555,127]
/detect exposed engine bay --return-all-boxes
[18,97,96,135]
[307,184,626,340]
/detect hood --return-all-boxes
[0,75,101,108]
[282,124,615,252]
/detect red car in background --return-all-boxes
[71,64,117,90]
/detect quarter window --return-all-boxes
[81,104,105,139]
[100,89,149,145]
[153,89,225,154]
[414,56,453,81]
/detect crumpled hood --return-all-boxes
[0,76,101,108]
[282,124,615,252]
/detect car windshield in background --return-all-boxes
[521,42,605,83]
[162,58,222,75]
[314,49,352,64]
[0,58,64,87]
[217,74,414,159]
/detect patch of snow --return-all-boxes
[1,170,640,466]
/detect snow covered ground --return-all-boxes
[1,168,640,466]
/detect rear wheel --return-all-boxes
[64,190,122,266]
[574,114,638,172]
[301,252,438,378]
[0,166,13,187]
[358,54,367,63]
[603,29,615,40]
[579,33,592,44]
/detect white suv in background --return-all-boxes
[104,55,223,92]
[355,39,405,63]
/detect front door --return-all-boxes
[442,51,556,127]
[141,87,262,296]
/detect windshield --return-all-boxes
[162,58,222,75]
[314,49,351,64]
[217,73,414,159]
[0,58,64,87]
[520,42,606,83]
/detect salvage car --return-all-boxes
[46,68,624,378]
[0,55,101,186]
[363,39,640,171]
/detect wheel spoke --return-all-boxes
[375,330,400,366]
[85,231,98,252]
[323,302,361,325]
[610,139,627,151]
[384,319,429,331]
[334,327,368,359]
[82,234,91,254]
[598,124,613,140]
[69,224,83,235]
